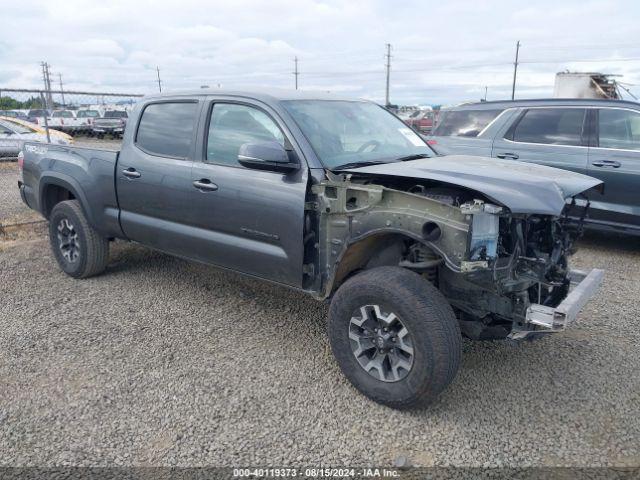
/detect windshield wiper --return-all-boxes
[331,160,389,170]
[395,153,430,162]
[332,154,430,171]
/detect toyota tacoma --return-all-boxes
[18,90,604,409]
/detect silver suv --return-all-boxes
[428,99,640,235]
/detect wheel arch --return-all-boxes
[324,228,442,299]
[39,174,95,225]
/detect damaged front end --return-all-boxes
[311,171,603,341]
[439,201,604,339]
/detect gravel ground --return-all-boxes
[1,151,639,467]
[0,163,32,222]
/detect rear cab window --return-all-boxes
[432,109,503,137]
[506,108,587,146]
[105,111,128,118]
[52,110,74,118]
[135,101,199,158]
[77,110,100,118]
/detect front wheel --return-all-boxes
[328,266,461,409]
[48,200,109,279]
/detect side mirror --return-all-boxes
[238,141,299,172]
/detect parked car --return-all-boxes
[428,99,640,235]
[47,110,83,133]
[406,110,435,133]
[0,110,29,121]
[0,116,74,145]
[18,90,603,409]
[396,108,419,121]
[0,117,72,158]
[76,109,102,134]
[26,109,50,126]
[92,110,128,137]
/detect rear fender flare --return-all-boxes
[39,173,96,227]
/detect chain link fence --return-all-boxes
[0,88,144,160]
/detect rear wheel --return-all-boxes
[328,266,461,409]
[48,200,109,278]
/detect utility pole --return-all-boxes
[293,57,299,90]
[511,40,520,100]
[40,61,53,109]
[58,73,66,107]
[45,63,53,107]
[385,43,392,107]
[156,66,162,93]
[484,86,488,101]
[39,92,51,143]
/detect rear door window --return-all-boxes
[135,101,199,158]
[597,108,640,151]
[509,108,587,146]
[432,109,503,137]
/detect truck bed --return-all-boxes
[20,142,124,238]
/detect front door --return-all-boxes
[117,99,202,255]
[188,100,308,288]
[586,107,640,230]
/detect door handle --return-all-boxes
[591,160,621,168]
[122,168,141,179]
[193,179,218,192]
[496,152,519,160]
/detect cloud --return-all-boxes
[1,0,639,105]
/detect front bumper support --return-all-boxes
[509,268,604,339]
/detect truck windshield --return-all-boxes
[282,100,433,169]
[0,120,31,134]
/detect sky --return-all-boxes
[1,0,639,105]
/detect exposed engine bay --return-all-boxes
[309,172,601,340]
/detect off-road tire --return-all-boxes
[49,200,109,279]
[328,266,461,409]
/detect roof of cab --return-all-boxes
[447,98,640,110]
[141,88,363,104]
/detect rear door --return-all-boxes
[492,107,589,175]
[429,108,506,156]
[188,99,309,287]
[117,98,203,255]
[586,107,640,230]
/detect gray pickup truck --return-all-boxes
[18,90,604,409]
